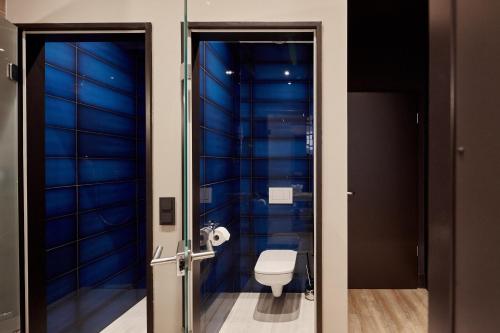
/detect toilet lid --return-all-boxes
[255,250,297,275]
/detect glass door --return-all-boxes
[188,29,316,333]
[0,17,20,333]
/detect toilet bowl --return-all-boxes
[254,249,297,297]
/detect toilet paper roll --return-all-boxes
[210,226,230,246]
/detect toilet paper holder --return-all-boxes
[200,221,229,247]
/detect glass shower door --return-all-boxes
[0,17,20,333]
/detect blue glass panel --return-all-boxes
[204,203,238,228]
[78,133,135,158]
[79,181,136,211]
[79,204,136,238]
[45,216,77,249]
[79,245,136,287]
[253,118,307,137]
[200,179,238,212]
[254,235,299,253]
[239,102,250,118]
[243,44,312,63]
[45,187,76,218]
[205,75,232,111]
[45,127,75,157]
[79,106,136,137]
[240,83,250,100]
[77,42,134,70]
[45,159,76,187]
[78,52,134,93]
[202,102,233,133]
[205,46,233,88]
[79,159,135,183]
[45,42,76,71]
[253,216,313,234]
[253,82,308,101]
[203,158,237,184]
[78,78,134,115]
[238,138,251,157]
[204,131,234,157]
[46,272,77,304]
[101,264,138,288]
[253,159,309,178]
[253,102,307,118]
[253,138,308,158]
[198,41,205,66]
[207,42,232,64]
[46,244,76,280]
[45,96,76,129]
[79,224,136,264]
[45,65,75,100]
[238,119,250,137]
[240,160,250,177]
[253,64,311,80]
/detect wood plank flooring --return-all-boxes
[349,289,428,333]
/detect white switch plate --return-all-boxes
[269,187,293,204]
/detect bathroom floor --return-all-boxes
[349,289,428,333]
[101,297,147,333]
[219,293,315,333]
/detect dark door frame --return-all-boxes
[183,21,323,333]
[428,0,456,331]
[17,22,154,333]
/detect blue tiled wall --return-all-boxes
[238,43,314,293]
[44,41,146,332]
[198,41,240,333]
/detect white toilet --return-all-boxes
[254,249,297,297]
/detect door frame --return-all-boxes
[17,22,154,333]
[183,21,323,332]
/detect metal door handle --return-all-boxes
[191,240,215,262]
[150,246,177,266]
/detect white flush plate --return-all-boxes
[269,187,293,204]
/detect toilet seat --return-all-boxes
[255,250,297,275]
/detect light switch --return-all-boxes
[200,187,212,204]
[269,187,293,204]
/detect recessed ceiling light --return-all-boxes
[287,81,292,85]
[284,70,290,76]
[225,70,234,75]
[0,48,5,52]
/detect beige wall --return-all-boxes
[6,0,347,332]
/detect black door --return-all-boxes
[348,92,418,288]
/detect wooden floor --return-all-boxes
[349,289,428,333]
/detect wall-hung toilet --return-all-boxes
[254,250,297,297]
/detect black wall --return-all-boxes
[348,0,429,286]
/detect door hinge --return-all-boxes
[7,63,18,81]
[180,62,192,81]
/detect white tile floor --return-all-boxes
[100,297,147,333]
[219,293,315,333]
[100,293,314,333]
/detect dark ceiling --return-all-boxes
[348,0,428,91]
